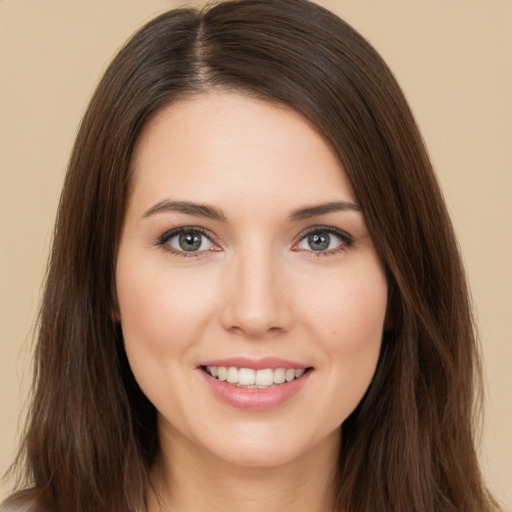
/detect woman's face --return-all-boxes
[116,92,388,468]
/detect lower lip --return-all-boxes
[199,369,312,410]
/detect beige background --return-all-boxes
[1,0,510,508]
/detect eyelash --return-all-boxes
[155,226,354,259]
[156,227,218,259]
[294,226,354,258]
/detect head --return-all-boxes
[14,1,488,511]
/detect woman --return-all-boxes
[2,0,502,511]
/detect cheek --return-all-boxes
[115,255,224,423]
[301,261,387,344]
[298,261,387,411]
[115,254,219,364]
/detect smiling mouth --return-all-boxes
[202,366,312,389]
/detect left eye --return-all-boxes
[166,230,214,252]
[295,230,346,252]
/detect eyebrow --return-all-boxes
[143,200,228,222]
[288,201,361,222]
[142,199,361,223]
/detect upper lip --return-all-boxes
[198,356,310,370]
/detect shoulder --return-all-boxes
[1,502,35,512]
[1,493,45,512]
[0,503,34,512]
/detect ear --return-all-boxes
[111,305,121,323]
[110,285,122,322]
[383,308,395,332]
[384,280,397,332]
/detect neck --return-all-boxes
[147,427,341,512]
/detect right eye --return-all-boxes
[160,228,216,255]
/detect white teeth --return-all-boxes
[273,368,285,384]
[255,368,274,386]
[217,367,227,381]
[226,367,238,384]
[238,368,256,385]
[205,366,308,386]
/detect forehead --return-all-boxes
[129,91,356,214]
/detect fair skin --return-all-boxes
[115,91,388,512]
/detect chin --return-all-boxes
[191,421,341,470]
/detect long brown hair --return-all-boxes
[3,1,500,511]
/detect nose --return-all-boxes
[219,247,293,339]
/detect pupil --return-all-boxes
[179,232,202,251]
[308,232,329,251]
